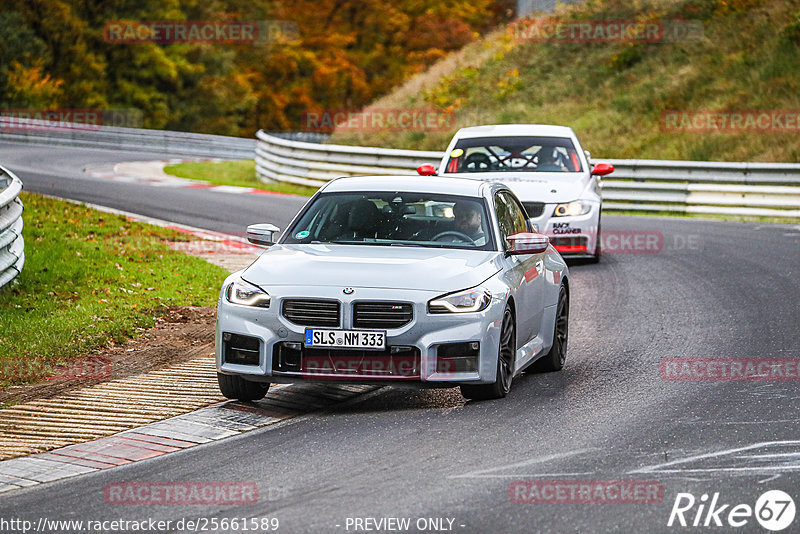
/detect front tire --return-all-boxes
[460,306,515,401]
[533,285,569,372]
[218,373,270,401]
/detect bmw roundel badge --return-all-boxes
[343,287,354,295]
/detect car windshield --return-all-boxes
[281,192,495,251]
[444,135,583,173]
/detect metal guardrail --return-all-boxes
[0,165,24,290]
[255,130,441,186]
[255,130,800,218]
[0,116,255,160]
[599,161,800,217]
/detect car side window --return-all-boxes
[494,192,528,250]
[509,195,532,234]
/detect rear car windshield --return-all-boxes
[444,135,583,173]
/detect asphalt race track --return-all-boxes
[1,141,799,533]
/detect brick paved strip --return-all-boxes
[45,448,132,466]
[36,453,119,470]
[0,473,39,487]
[175,413,260,432]
[141,420,239,441]
[121,432,196,449]
[0,457,96,483]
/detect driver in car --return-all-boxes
[536,148,567,172]
[453,202,487,245]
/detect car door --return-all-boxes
[495,191,544,366]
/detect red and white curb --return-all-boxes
[83,159,300,197]
[0,384,376,494]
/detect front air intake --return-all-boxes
[353,302,413,329]
[282,299,340,327]
[222,333,261,366]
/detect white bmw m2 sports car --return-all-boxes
[418,124,614,262]
[216,175,569,401]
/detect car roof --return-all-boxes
[451,124,576,139]
[322,174,497,197]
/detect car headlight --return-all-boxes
[553,201,591,217]
[429,286,491,313]
[226,280,271,308]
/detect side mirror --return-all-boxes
[416,164,437,176]
[246,223,280,246]
[507,233,549,255]
[591,162,614,176]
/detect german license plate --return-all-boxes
[304,329,386,350]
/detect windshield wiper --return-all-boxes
[307,240,363,245]
[313,240,475,250]
[328,240,384,246]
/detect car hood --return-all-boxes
[242,244,502,292]
[447,171,588,203]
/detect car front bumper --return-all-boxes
[215,282,507,386]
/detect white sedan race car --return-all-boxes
[419,124,614,262]
[215,175,569,401]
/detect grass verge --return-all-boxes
[0,193,229,387]
[163,159,319,196]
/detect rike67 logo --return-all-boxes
[668,490,795,531]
